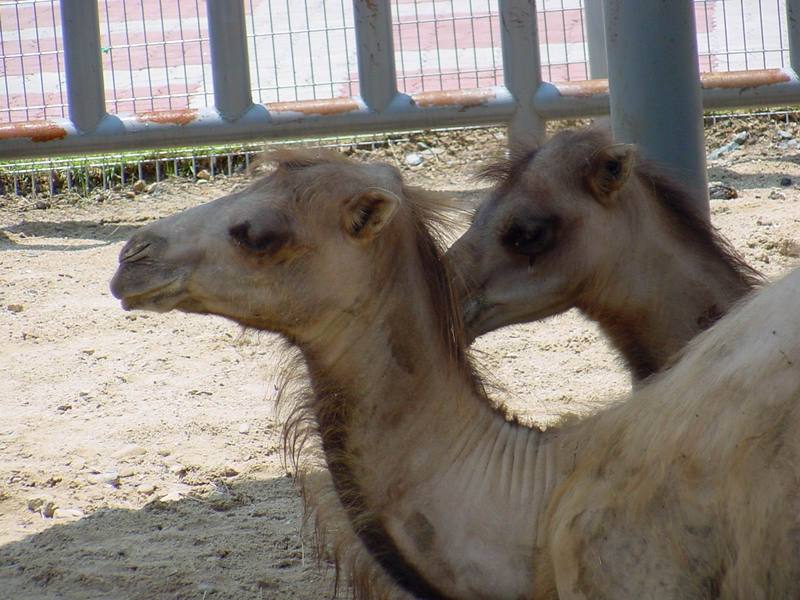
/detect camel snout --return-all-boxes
[119,238,153,263]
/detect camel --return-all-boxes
[111,149,800,599]
[447,128,763,380]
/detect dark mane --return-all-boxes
[634,159,764,291]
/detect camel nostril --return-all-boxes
[120,240,152,263]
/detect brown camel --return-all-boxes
[447,128,763,380]
[111,149,800,599]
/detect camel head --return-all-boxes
[447,128,638,341]
[110,149,410,339]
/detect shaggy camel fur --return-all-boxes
[447,128,763,380]
[111,149,800,599]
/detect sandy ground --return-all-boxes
[2,122,800,599]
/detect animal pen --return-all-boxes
[2,0,800,210]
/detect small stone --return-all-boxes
[708,183,738,200]
[707,142,741,161]
[57,404,72,412]
[125,191,136,199]
[769,190,786,201]
[53,508,84,520]
[778,129,794,140]
[158,491,183,502]
[88,471,120,486]
[732,131,749,144]
[118,467,135,478]
[238,423,251,435]
[196,169,211,181]
[196,179,208,185]
[222,465,240,477]
[111,444,146,460]
[778,238,800,258]
[404,152,423,167]
[146,182,160,194]
[7,304,23,313]
[132,179,146,193]
[136,483,156,495]
[169,463,186,475]
[28,495,58,517]
[156,448,172,457]
[780,177,793,187]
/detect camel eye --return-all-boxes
[228,221,288,254]
[501,218,557,258]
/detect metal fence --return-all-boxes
[2,0,800,206]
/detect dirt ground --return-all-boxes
[2,120,800,599]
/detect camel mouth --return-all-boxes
[111,275,186,312]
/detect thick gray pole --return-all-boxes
[353,0,399,112]
[788,0,800,74]
[499,0,545,144]
[603,0,708,217]
[206,0,253,121]
[60,1,106,133]
[584,0,608,79]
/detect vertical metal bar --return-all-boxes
[206,0,254,121]
[499,0,545,144]
[60,1,107,132]
[353,0,399,111]
[788,0,800,74]
[584,0,608,78]
[604,0,708,217]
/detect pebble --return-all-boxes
[222,465,240,477]
[53,508,84,520]
[146,182,161,194]
[780,177,793,187]
[111,444,146,460]
[778,239,800,258]
[28,495,58,517]
[404,152,423,167]
[87,471,120,486]
[34,200,50,210]
[118,467,136,478]
[57,404,72,412]
[159,491,183,502]
[732,131,749,144]
[132,179,146,193]
[196,169,211,180]
[7,304,24,313]
[769,190,786,201]
[124,191,136,199]
[156,448,172,457]
[778,129,794,139]
[136,483,156,495]
[708,183,738,200]
[238,423,251,435]
[169,463,186,475]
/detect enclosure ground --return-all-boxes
[2,123,800,599]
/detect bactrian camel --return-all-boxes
[111,149,800,599]
[447,128,763,381]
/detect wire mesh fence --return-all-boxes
[1,0,794,124]
[0,0,796,196]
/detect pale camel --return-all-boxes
[111,149,800,599]
[447,128,763,380]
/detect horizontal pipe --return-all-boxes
[3,68,800,159]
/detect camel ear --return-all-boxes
[586,144,635,203]
[342,188,400,241]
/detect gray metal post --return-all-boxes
[206,0,253,121]
[499,0,545,144]
[60,1,106,133]
[788,0,800,74]
[584,0,608,79]
[603,0,708,217]
[353,0,398,112]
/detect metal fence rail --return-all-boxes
[2,0,800,208]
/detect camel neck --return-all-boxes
[579,218,753,381]
[299,290,557,598]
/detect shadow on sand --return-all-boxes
[0,476,335,600]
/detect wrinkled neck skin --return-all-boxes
[297,247,559,599]
[578,196,751,382]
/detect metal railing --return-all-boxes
[2,1,800,208]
